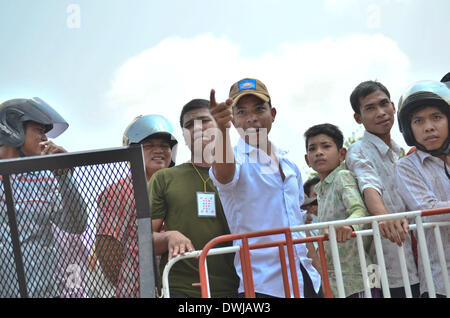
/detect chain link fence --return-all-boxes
[0,146,156,298]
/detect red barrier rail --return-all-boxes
[198,227,331,298]
[197,207,450,298]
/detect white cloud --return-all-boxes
[104,33,412,177]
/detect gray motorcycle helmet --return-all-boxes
[123,114,178,167]
[0,97,68,148]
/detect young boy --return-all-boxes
[346,80,420,297]
[209,78,322,298]
[395,79,450,298]
[304,123,374,298]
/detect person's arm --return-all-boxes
[346,148,408,246]
[45,141,88,234]
[335,170,370,243]
[363,188,408,246]
[209,89,235,185]
[151,219,194,260]
[51,171,88,234]
[94,183,128,287]
[148,172,195,260]
[95,235,123,287]
[306,240,322,277]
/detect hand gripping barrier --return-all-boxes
[161,207,449,298]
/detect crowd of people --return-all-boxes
[0,73,448,298]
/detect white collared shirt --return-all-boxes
[395,150,450,296]
[346,131,405,210]
[209,138,321,297]
[346,131,419,288]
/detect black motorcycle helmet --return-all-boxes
[0,97,68,156]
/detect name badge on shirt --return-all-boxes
[196,192,216,218]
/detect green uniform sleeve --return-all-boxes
[148,170,168,220]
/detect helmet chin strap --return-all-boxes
[445,160,450,179]
[415,138,450,157]
[16,147,26,158]
[443,145,450,179]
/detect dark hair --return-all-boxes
[304,123,344,150]
[303,176,320,197]
[179,99,210,127]
[350,80,391,114]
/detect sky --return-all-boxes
[1,0,449,178]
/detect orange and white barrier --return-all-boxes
[161,207,450,298]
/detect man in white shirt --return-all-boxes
[395,79,450,298]
[208,78,322,298]
[346,80,420,297]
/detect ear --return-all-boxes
[181,128,190,146]
[339,147,347,162]
[304,154,311,167]
[391,101,396,113]
[271,107,277,122]
[353,112,362,124]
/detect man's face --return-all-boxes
[22,121,48,156]
[140,137,172,174]
[232,94,276,147]
[305,133,346,180]
[411,106,449,152]
[354,90,396,140]
[182,107,217,153]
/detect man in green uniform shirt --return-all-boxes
[149,99,239,298]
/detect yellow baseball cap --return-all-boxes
[229,78,271,106]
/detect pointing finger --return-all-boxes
[210,89,217,108]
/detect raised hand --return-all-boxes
[209,89,233,131]
[40,140,67,155]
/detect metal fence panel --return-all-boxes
[0,146,156,298]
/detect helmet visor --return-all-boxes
[29,97,69,138]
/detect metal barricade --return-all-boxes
[0,146,157,298]
[161,207,449,298]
